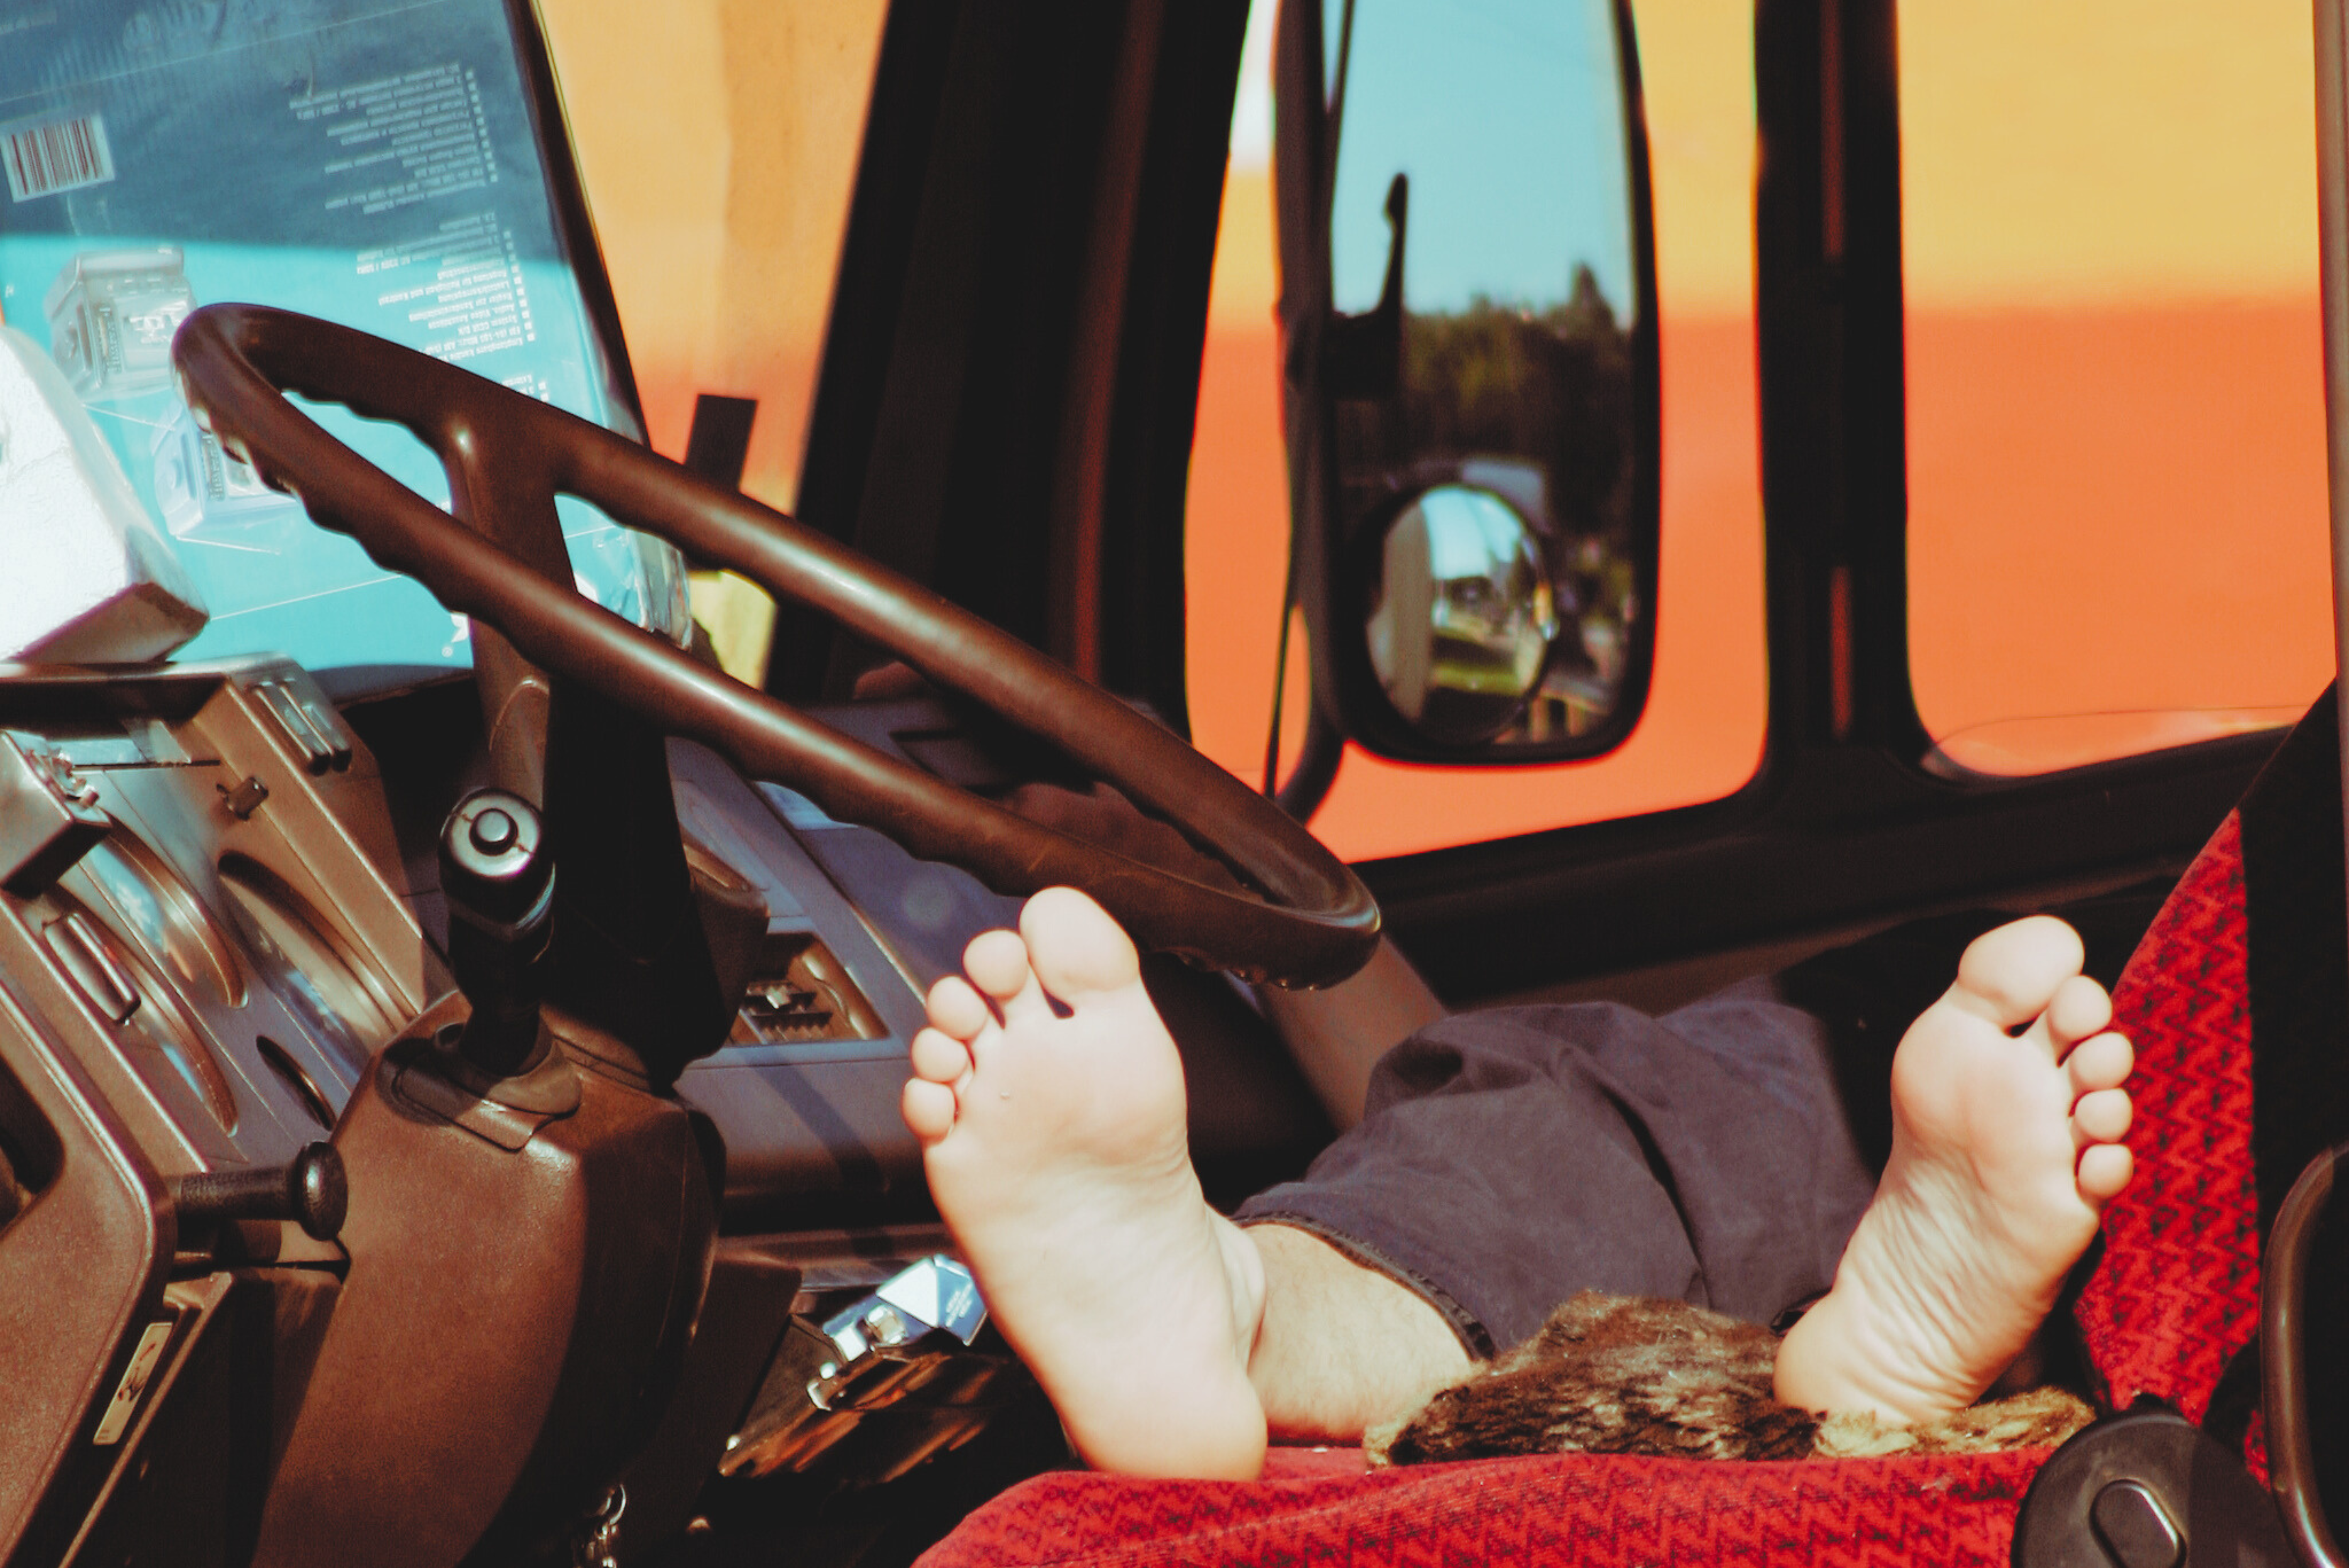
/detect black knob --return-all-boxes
[438,789,555,1077]
[441,790,551,925]
[171,1142,348,1241]
[469,807,519,855]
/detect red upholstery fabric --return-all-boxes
[2073,810,2260,1421]
[922,1452,2050,1568]
[919,813,2260,1567]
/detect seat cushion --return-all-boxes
[2074,810,2260,1421]
[921,1451,2050,1567]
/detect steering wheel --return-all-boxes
[170,305,1380,988]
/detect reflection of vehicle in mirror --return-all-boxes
[1363,482,1558,745]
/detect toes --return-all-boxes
[2065,1031,2133,1094]
[911,1026,974,1086]
[965,928,1054,1026]
[2044,976,2113,1046]
[927,975,994,1040]
[902,1077,958,1145]
[2072,1087,2133,1147]
[964,929,1036,999]
[1022,887,1142,1001]
[939,892,1142,1042]
[2078,1141,2134,1202]
[1949,915,2086,1031]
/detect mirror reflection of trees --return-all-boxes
[1338,263,1638,742]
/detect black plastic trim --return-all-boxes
[1367,730,2276,1002]
[511,0,651,442]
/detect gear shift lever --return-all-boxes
[438,788,555,1077]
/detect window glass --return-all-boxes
[1901,0,2332,775]
[538,0,889,682]
[1185,0,1767,864]
[0,0,688,692]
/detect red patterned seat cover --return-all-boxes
[2073,813,2261,1422]
[919,804,2266,1567]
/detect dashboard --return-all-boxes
[0,653,1329,1562]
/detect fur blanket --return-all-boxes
[1364,1292,2095,1465]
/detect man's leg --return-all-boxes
[1247,1224,1471,1441]
[1230,978,1886,1360]
[903,890,2134,1477]
[1255,940,1447,1130]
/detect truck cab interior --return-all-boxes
[0,0,2345,1565]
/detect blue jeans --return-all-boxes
[1233,980,1877,1357]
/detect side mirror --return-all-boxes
[1274,0,1660,781]
[1363,483,1557,746]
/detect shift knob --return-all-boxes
[438,789,555,1076]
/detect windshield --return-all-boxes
[0,0,688,697]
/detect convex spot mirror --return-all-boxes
[1276,0,1660,768]
[1365,483,1559,745]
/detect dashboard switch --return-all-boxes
[0,729,109,897]
[45,912,139,1025]
[216,774,269,820]
[247,676,353,774]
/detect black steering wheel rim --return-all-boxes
[170,304,1380,988]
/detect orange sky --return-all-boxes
[1899,0,2331,770]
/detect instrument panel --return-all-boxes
[0,659,1015,1240]
[0,655,1328,1560]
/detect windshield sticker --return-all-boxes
[0,0,681,691]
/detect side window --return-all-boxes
[1900,0,2332,775]
[1186,0,1769,864]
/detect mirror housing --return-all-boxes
[1273,0,1661,780]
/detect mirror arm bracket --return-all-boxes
[1322,172,1409,399]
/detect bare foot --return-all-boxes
[1776,916,2135,1422]
[900,888,1270,1478]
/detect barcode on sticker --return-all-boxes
[3,114,115,203]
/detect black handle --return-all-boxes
[172,1142,347,1241]
[2264,1141,2349,1568]
[438,788,556,1076]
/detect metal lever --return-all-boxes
[171,1142,347,1241]
[719,1255,1009,1480]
